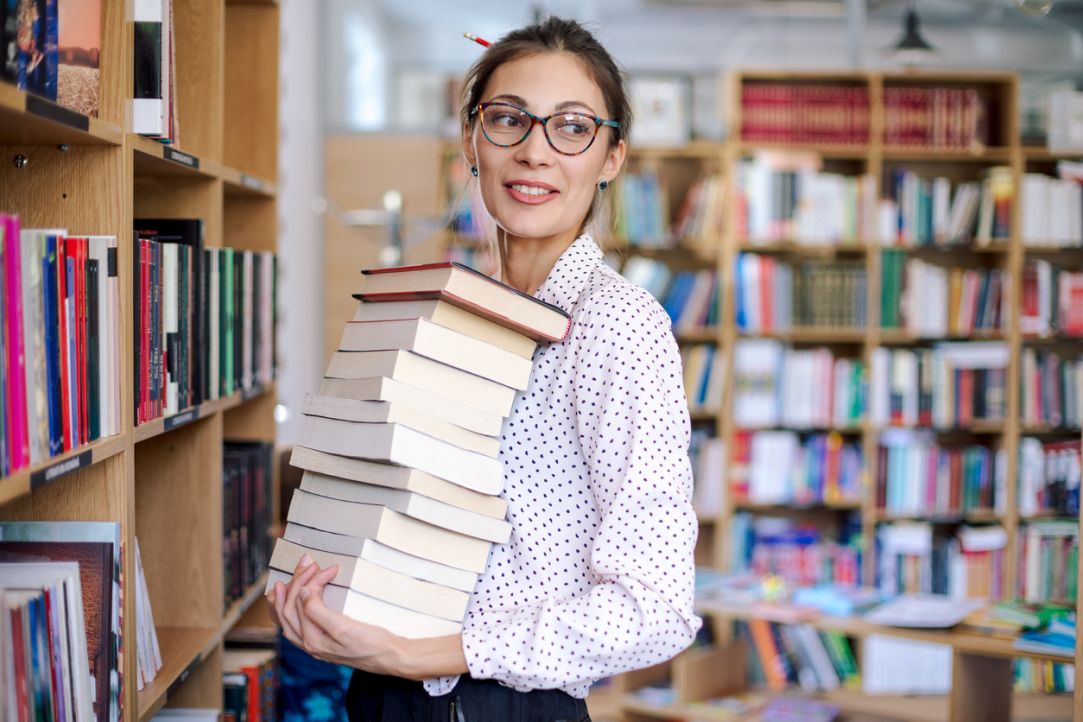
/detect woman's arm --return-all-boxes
[267,557,469,679]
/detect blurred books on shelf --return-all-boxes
[734,618,859,694]
[876,430,1007,519]
[1016,520,1078,604]
[868,342,1009,429]
[1018,438,1080,518]
[621,259,721,333]
[1020,260,1083,337]
[618,169,670,246]
[735,254,867,333]
[672,173,726,246]
[732,340,866,430]
[861,634,952,695]
[883,86,989,150]
[681,344,725,415]
[880,252,1009,338]
[690,430,724,518]
[740,83,869,146]
[1021,169,1083,248]
[876,523,1008,601]
[1013,657,1075,693]
[1020,348,1082,430]
[735,152,876,246]
[730,514,863,587]
[731,430,863,507]
[880,167,1012,248]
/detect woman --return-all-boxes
[268,16,701,721]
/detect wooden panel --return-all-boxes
[133,176,224,250]
[174,0,224,161]
[949,652,1013,722]
[98,0,130,129]
[0,451,127,522]
[224,6,279,180]
[223,387,276,440]
[134,415,223,628]
[223,195,276,252]
[136,626,219,722]
[322,134,448,366]
[672,640,746,704]
[166,645,224,711]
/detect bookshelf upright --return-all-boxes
[0,0,280,719]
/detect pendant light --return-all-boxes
[887,1,938,66]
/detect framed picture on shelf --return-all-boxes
[629,74,692,148]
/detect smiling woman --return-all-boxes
[269,16,702,722]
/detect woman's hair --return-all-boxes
[460,16,631,242]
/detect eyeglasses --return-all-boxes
[471,102,620,156]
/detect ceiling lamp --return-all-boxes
[1015,0,1054,16]
[887,3,937,66]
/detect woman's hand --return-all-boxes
[265,554,469,679]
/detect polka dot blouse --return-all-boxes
[424,234,703,698]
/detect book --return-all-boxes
[351,299,536,360]
[281,524,479,593]
[734,254,867,333]
[301,394,499,458]
[284,489,491,573]
[299,471,510,544]
[221,650,276,722]
[56,0,101,117]
[270,538,470,622]
[289,446,507,519]
[1019,347,1082,429]
[1018,438,1080,519]
[861,633,952,695]
[267,568,463,639]
[741,83,869,146]
[297,415,503,495]
[1016,520,1079,604]
[325,350,516,418]
[133,0,164,135]
[353,262,571,343]
[318,376,503,437]
[222,441,275,610]
[730,513,862,587]
[733,430,863,507]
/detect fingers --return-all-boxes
[265,589,282,627]
[277,559,321,643]
[295,587,336,655]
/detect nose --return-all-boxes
[513,117,554,167]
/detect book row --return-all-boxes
[734,618,860,693]
[733,341,867,430]
[882,86,990,149]
[868,343,1009,429]
[1020,348,1083,430]
[222,649,277,722]
[730,430,863,507]
[621,259,720,333]
[881,253,1010,338]
[1018,438,1081,519]
[1020,260,1083,338]
[223,441,276,612]
[1017,520,1078,604]
[0,521,123,722]
[876,522,1008,601]
[730,514,863,588]
[734,155,877,245]
[689,431,724,518]
[883,167,1012,248]
[0,0,103,118]
[270,262,569,638]
[1020,167,1083,248]
[134,219,276,425]
[680,344,725,415]
[740,83,870,146]
[671,173,726,245]
[734,255,867,333]
[1,217,122,478]
[876,431,1006,519]
[1012,657,1076,695]
[617,170,669,246]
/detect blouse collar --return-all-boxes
[532,234,606,316]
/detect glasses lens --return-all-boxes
[481,106,532,145]
[547,114,597,154]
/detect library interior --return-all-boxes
[3,0,1083,720]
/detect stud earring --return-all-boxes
[471,166,478,177]
[597,179,609,191]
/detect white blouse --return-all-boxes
[425,235,702,698]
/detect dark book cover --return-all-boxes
[134,220,204,407]
[201,248,211,398]
[87,256,100,441]
[132,19,159,100]
[252,253,261,387]
[42,235,61,455]
[17,0,58,99]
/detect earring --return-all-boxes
[597,179,608,191]
[471,166,478,177]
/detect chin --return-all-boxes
[492,206,580,242]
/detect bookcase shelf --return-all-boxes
[0,0,279,717]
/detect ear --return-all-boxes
[598,139,626,184]
[462,124,478,169]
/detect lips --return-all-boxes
[504,180,559,205]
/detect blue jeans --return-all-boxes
[345,670,592,722]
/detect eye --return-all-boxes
[489,111,526,129]
[554,116,593,136]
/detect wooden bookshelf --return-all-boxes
[0,0,280,719]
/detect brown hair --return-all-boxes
[460,16,631,238]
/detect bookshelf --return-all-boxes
[0,0,279,720]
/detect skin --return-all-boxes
[267,50,626,680]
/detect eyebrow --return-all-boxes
[487,94,598,116]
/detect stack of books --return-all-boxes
[266,262,570,638]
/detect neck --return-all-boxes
[498,225,583,296]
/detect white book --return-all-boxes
[270,538,470,622]
[161,243,178,415]
[282,523,479,592]
[266,568,462,639]
[300,471,511,544]
[297,415,503,495]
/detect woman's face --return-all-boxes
[463,52,625,245]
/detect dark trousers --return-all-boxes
[345,669,592,722]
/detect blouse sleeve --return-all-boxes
[460,284,702,691]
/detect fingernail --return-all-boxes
[299,587,311,601]
[300,554,312,566]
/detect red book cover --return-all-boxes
[960,369,974,426]
[56,237,72,452]
[877,445,888,509]
[950,449,962,512]
[760,255,774,331]
[43,587,62,722]
[68,237,88,447]
[141,239,149,425]
[10,604,30,722]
